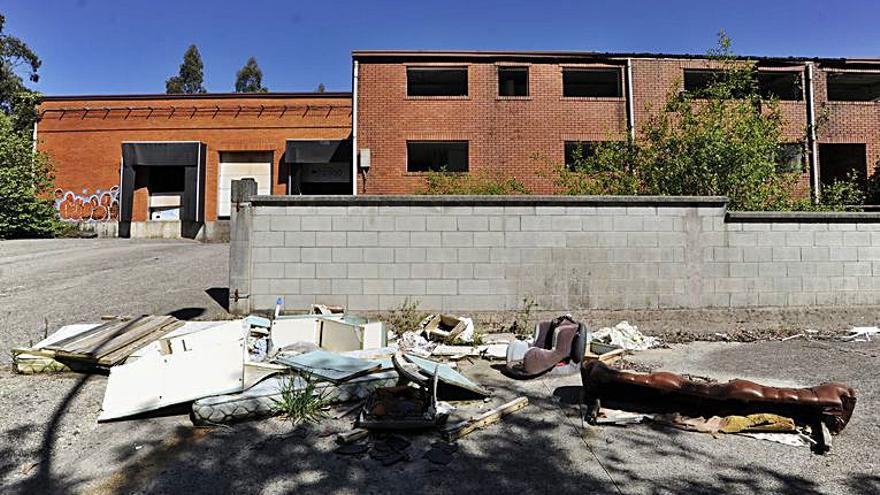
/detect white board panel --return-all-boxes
[217,152,272,217]
[99,325,246,421]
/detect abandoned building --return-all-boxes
[37,51,880,239]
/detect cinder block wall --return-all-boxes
[230,195,880,313]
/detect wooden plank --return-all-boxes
[83,316,175,358]
[45,318,133,351]
[441,396,529,441]
[62,316,173,358]
[97,320,184,365]
[336,428,369,444]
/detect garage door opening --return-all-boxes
[285,139,352,195]
[120,142,206,239]
[136,166,186,222]
[819,143,867,187]
[218,151,272,217]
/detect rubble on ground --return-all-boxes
[12,306,856,456]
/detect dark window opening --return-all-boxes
[775,143,806,173]
[683,69,723,94]
[407,141,469,172]
[140,166,186,194]
[758,72,802,101]
[498,67,528,96]
[826,72,880,102]
[564,141,601,170]
[407,68,468,97]
[563,69,621,97]
[819,143,867,187]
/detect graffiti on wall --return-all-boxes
[54,186,120,222]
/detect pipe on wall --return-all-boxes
[351,60,359,196]
[625,58,636,140]
[806,62,820,203]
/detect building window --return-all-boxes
[562,68,622,97]
[683,69,723,95]
[564,141,601,170]
[498,67,528,97]
[407,141,469,172]
[407,67,468,97]
[826,72,880,102]
[758,71,802,101]
[775,143,805,173]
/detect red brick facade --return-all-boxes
[355,51,879,197]
[37,93,352,225]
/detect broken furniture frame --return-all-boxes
[581,361,856,453]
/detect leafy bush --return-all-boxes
[0,111,63,239]
[550,33,824,212]
[421,168,530,195]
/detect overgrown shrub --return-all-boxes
[420,168,530,195]
[0,111,63,239]
[382,297,428,335]
[549,32,845,212]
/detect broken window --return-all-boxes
[819,143,867,187]
[407,141,469,172]
[562,68,621,97]
[498,67,528,97]
[406,67,468,97]
[775,143,805,173]
[826,72,880,102]
[758,71,802,101]
[564,141,601,170]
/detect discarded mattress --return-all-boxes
[504,315,587,379]
[581,361,856,434]
[191,370,397,425]
[12,323,101,374]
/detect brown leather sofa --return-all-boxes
[581,361,856,435]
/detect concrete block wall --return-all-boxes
[229,195,880,313]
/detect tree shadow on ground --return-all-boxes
[4,366,878,495]
[3,374,94,494]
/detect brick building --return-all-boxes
[38,50,880,239]
[37,92,352,240]
[353,50,880,198]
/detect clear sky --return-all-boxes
[4,0,880,96]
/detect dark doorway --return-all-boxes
[819,143,867,186]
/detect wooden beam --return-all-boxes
[441,396,529,441]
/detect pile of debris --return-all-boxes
[13,307,856,458]
[12,305,530,455]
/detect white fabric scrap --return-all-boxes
[842,326,880,342]
[738,432,812,448]
[592,321,658,351]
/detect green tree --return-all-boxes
[0,112,60,238]
[0,13,62,238]
[166,44,207,94]
[555,32,835,211]
[0,13,41,133]
[234,56,267,93]
[316,82,325,93]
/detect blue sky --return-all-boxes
[5,0,880,95]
